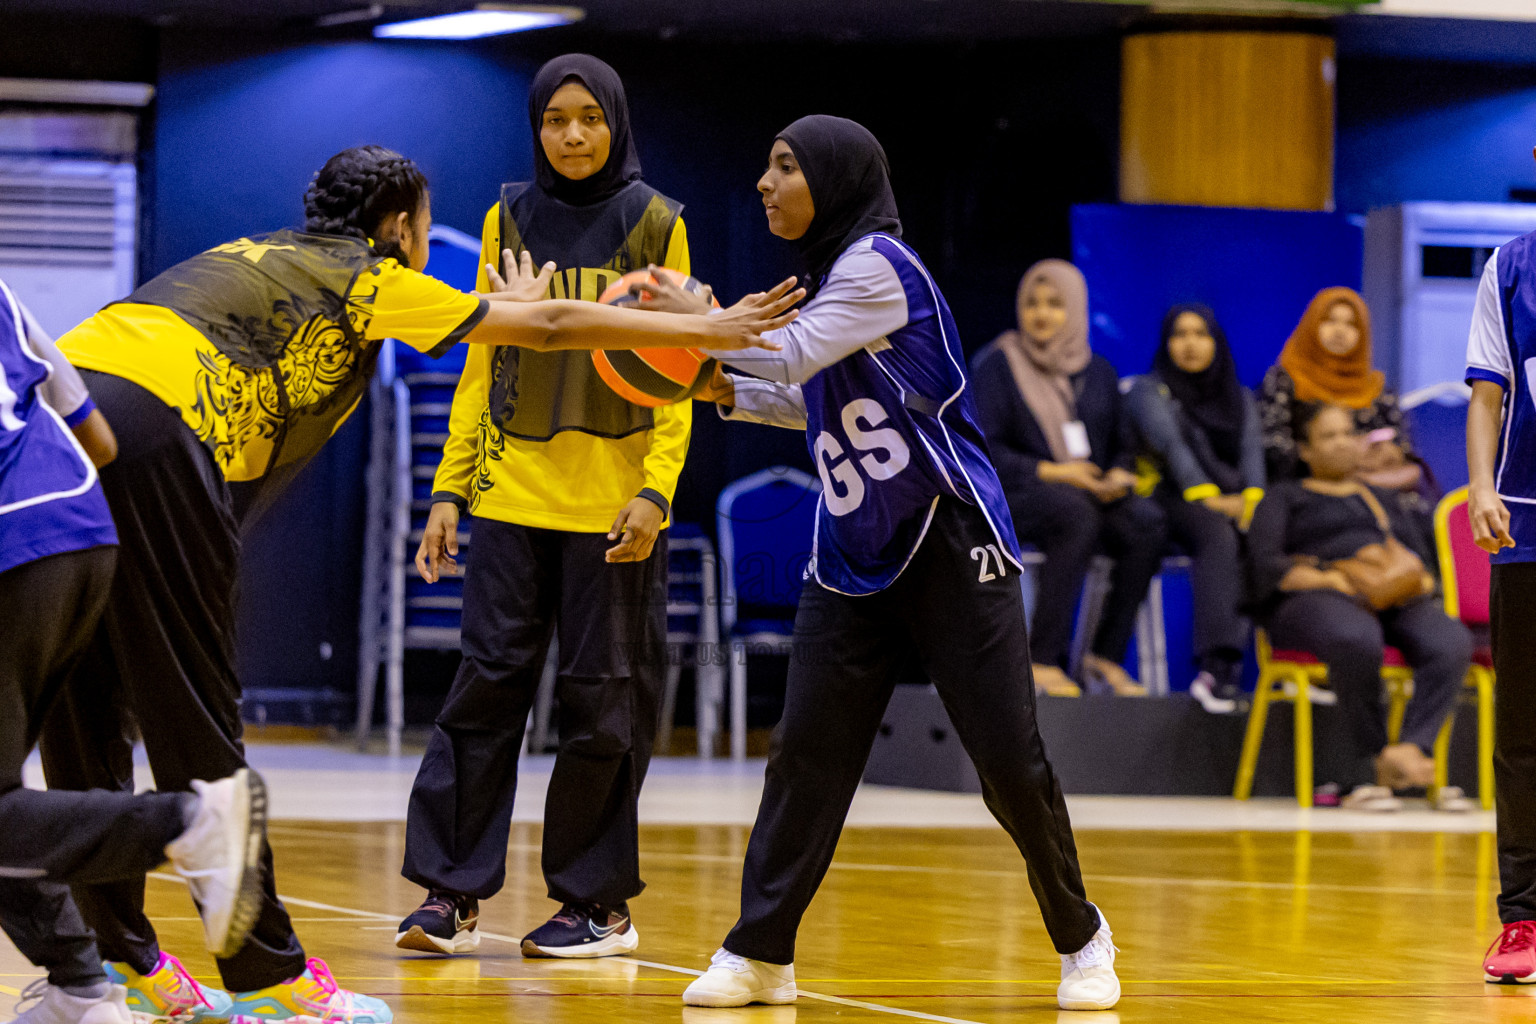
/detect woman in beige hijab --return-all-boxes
[972,259,1167,697]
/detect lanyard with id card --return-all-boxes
[1061,420,1092,460]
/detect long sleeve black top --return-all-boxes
[1246,478,1436,610]
[970,348,1134,495]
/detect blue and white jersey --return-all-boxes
[0,279,115,576]
[1466,233,1536,564]
[715,233,1022,595]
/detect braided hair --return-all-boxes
[303,145,428,267]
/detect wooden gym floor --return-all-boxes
[3,818,1532,1023]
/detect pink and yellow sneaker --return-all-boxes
[225,959,391,1023]
[1484,921,1536,984]
[105,951,234,1021]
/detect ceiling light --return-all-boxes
[374,4,583,39]
[318,4,385,28]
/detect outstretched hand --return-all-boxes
[631,265,715,315]
[482,249,557,303]
[708,276,804,351]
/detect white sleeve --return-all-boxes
[19,301,92,421]
[704,244,909,385]
[1467,247,1513,389]
[717,375,807,431]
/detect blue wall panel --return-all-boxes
[1070,204,1365,385]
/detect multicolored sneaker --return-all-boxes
[1484,921,1536,984]
[521,902,638,958]
[224,960,391,1023]
[105,953,233,1022]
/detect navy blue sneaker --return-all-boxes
[395,891,480,955]
[521,902,639,958]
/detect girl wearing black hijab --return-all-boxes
[648,116,1120,1012]
[399,54,696,960]
[1124,304,1266,714]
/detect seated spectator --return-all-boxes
[973,259,1167,697]
[1261,287,1422,495]
[1246,403,1473,812]
[1124,304,1261,714]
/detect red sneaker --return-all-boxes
[1484,921,1536,983]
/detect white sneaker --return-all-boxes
[8,981,132,1024]
[1188,673,1238,715]
[682,949,797,1007]
[1339,784,1403,812]
[1058,906,1121,1011]
[163,769,268,958]
[1431,786,1476,813]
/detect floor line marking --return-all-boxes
[148,874,988,1024]
[0,984,18,996]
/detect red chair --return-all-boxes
[1234,631,1417,808]
[1434,486,1496,810]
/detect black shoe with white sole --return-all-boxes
[521,902,638,958]
[395,891,480,954]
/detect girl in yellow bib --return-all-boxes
[398,54,696,960]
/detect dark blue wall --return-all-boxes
[151,35,537,271]
[1336,57,1536,214]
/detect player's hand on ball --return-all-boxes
[482,249,556,303]
[1470,483,1515,553]
[632,265,714,315]
[606,496,664,563]
[709,276,804,351]
[417,501,462,582]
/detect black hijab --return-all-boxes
[776,115,902,294]
[528,54,643,206]
[1153,303,1247,467]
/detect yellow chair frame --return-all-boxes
[1433,485,1497,811]
[1235,630,1420,808]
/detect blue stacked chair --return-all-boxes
[715,467,821,761]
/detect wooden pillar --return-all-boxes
[1120,27,1336,211]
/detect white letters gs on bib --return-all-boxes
[813,398,913,517]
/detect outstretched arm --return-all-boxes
[465,252,803,353]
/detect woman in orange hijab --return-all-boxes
[1259,287,1421,493]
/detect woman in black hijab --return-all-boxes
[665,115,1121,1012]
[1125,304,1266,713]
[398,53,696,961]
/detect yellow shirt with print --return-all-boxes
[59,231,485,483]
[432,204,693,532]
